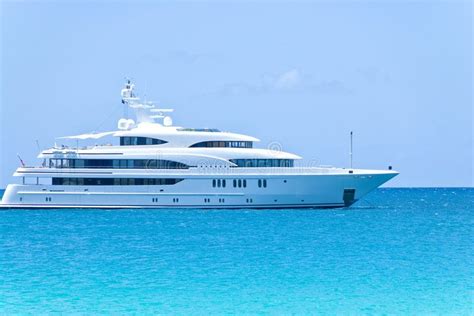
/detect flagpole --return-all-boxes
[350,131,353,169]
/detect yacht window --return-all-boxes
[189,141,253,148]
[233,179,237,187]
[137,137,145,145]
[222,179,226,188]
[120,137,167,146]
[120,159,127,169]
[258,179,262,188]
[134,160,145,168]
[217,179,221,188]
[120,137,131,146]
[56,159,191,169]
[263,179,267,188]
[146,160,156,169]
[229,159,294,168]
[238,179,242,188]
[52,177,184,186]
[113,160,120,169]
[243,179,247,188]
[177,128,221,132]
[212,179,216,187]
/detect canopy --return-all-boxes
[57,131,117,140]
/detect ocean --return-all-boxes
[1,188,472,314]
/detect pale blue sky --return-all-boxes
[1,1,472,187]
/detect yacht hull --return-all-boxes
[0,171,397,209]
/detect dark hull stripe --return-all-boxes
[0,202,346,210]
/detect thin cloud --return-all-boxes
[213,69,353,96]
[274,69,302,90]
[356,67,392,84]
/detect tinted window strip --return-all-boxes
[229,159,294,168]
[49,159,191,169]
[189,141,253,148]
[52,178,184,186]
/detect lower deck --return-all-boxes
[0,171,397,209]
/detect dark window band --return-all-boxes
[190,141,252,148]
[120,137,167,146]
[52,178,184,186]
[177,128,220,132]
[49,159,190,169]
[230,159,294,168]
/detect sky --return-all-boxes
[1,0,472,188]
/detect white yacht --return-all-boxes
[0,81,398,209]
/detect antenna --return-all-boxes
[119,79,175,126]
[350,131,353,169]
[17,154,26,167]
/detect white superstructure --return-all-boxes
[0,80,398,209]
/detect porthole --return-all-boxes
[238,179,242,188]
[217,179,221,188]
[243,179,247,188]
[212,179,216,187]
[233,179,237,187]
[222,179,226,188]
[263,179,267,188]
[258,179,262,188]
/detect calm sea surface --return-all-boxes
[0,188,472,314]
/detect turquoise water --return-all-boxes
[1,188,472,314]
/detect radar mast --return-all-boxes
[118,79,174,130]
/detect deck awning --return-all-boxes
[57,131,117,140]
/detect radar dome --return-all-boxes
[118,118,128,130]
[118,118,136,130]
[163,116,173,126]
